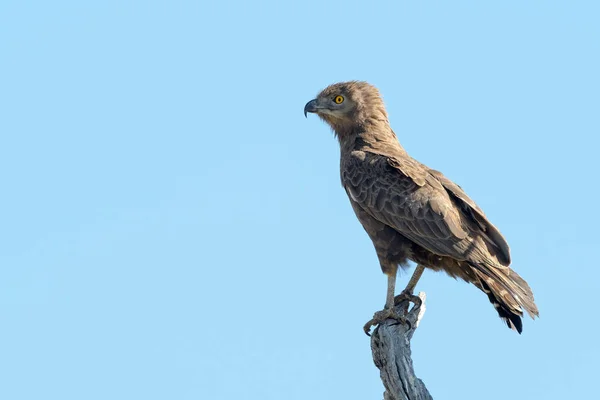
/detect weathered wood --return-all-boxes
[370,292,432,400]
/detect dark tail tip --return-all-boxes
[497,303,523,334]
[480,279,523,334]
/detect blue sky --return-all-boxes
[1,1,598,399]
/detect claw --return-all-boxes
[363,307,407,336]
[394,291,423,308]
[390,317,413,331]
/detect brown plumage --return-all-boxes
[304,81,538,333]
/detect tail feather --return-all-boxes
[471,263,539,333]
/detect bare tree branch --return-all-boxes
[370,292,432,400]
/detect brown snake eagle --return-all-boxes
[304,81,538,334]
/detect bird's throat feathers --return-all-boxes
[328,115,405,157]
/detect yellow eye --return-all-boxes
[334,95,344,104]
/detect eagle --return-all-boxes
[304,81,538,334]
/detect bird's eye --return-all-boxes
[334,95,344,104]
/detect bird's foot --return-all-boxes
[363,307,407,336]
[394,290,423,310]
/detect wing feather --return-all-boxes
[428,169,511,265]
[343,151,505,263]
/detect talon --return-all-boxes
[391,317,413,331]
[363,307,408,336]
[394,291,422,308]
[363,322,374,336]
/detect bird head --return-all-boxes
[304,81,389,135]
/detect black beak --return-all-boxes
[304,99,318,118]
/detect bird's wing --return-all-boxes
[427,169,510,265]
[343,151,507,263]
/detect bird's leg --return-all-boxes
[363,267,406,336]
[405,264,425,294]
[385,268,397,309]
[394,264,425,310]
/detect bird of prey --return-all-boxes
[304,81,538,334]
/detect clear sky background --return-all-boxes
[1,1,599,399]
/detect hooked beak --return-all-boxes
[304,99,318,118]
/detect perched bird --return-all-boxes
[304,81,538,334]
